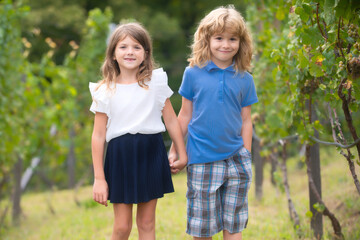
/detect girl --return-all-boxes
[90,22,187,240]
[169,5,258,240]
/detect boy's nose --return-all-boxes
[223,40,231,48]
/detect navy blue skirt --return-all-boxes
[104,133,174,204]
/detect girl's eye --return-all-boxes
[215,37,222,40]
[135,46,142,49]
[120,46,126,49]
[230,38,238,41]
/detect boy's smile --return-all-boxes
[209,31,239,69]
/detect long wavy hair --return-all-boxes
[98,22,155,89]
[188,5,253,72]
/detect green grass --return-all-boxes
[2,149,360,240]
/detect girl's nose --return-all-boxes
[126,47,134,54]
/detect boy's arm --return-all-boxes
[168,97,193,160]
[162,99,188,173]
[241,105,253,152]
[91,112,108,206]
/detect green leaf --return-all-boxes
[272,67,279,81]
[295,6,309,22]
[313,203,325,213]
[313,120,324,132]
[349,102,358,112]
[302,3,313,15]
[270,49,281,61]
[308,54,326,77]
[276,7,286,21]
[324,0,336,25]
[306,210,313,218]
[319,84,326,90]
[303,26,324,47]
[297,49,309,69]
[69,86,77,96]
[309,62,324,77]
[322,50,336,74]
[334,0,353,20]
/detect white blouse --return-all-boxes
[89,68,173,142]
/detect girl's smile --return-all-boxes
[114,36,145,72]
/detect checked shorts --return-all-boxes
[186,146,252,237]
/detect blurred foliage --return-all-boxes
[247,0,360,146]
[21,0,246,90]
[245,1,360,237]
[0,0,28,197]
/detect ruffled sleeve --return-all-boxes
[151,68,173,110]
[89,82,111,118]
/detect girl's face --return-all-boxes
[209,31,239,69]
[114,35,145,72]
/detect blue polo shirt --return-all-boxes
[179,61,258,165]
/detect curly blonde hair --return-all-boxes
[188,5,253,72]
[98,22,155,89]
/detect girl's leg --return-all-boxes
[136,199,157,240]
[111,203,133,240]
[193,237,212,240]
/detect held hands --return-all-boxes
[169,148,187,174]
[93,178,109,207]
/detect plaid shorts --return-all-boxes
[186,147,252,237]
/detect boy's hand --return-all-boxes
[170,157,187,174]
[93,178,108,207]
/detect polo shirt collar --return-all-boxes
[204,61,236,72]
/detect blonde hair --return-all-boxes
[188,5,253,72]
[99,22,155,89]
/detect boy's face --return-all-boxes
[209,31,239,69]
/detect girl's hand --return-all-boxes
[170,156,188,174]
[168,147,178,166]
[93,178,109,207]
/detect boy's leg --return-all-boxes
[187,162,225,238]
[136,199,157,240]
[223,230,242,240]
[222,147,252,236]
[112,203,133,240]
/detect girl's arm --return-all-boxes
[168,97,193,160]
[91,112,108,207]
[162,98,188,174]
[241,105,253,152]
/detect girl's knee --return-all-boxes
[113,222,132,237]
[136,216,155,232]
